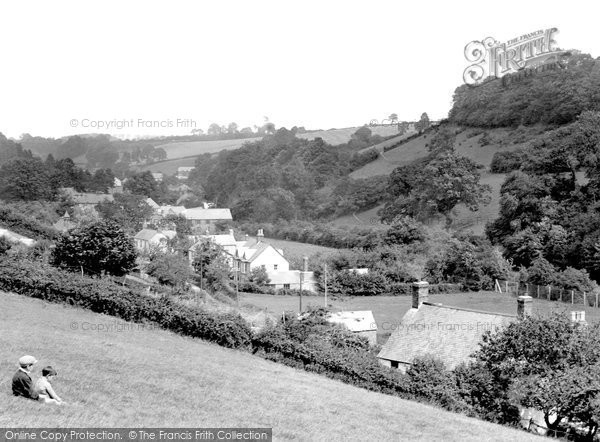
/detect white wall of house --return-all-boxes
[250,247,289,272]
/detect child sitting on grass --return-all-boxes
[35,366,64,405]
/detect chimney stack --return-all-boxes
[303,256,308,272]
[517,295,533,319]
[412,281,429,309]
[257,229,264,238]
[229,228,234,236]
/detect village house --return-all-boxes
[176,166,195,180]
[60,187,114,209]
[188,230,318,292]
[181,207,233,233]
[151,172,164,182]
[377,281,518,372]
[133,228,176,253]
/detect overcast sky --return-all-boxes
[0,0,598,139]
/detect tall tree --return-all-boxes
[51,219,137,276]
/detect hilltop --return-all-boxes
[0,291,542,441]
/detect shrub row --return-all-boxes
[0,257,252,349]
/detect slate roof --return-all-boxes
[71,192,114,205]
[134,229,165,241]
[327,311,377,332]
[377,302,516,370]
[181,208,232,221]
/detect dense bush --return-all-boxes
[0,256,252,349]
[489,150,525,173]
[251,309,410,395]
[325,270,389,296]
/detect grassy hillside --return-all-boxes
[138,156,197,175]
[339,126,548,232]
[297,125,400,145]
[155,138,261,158]
[0,292,542,440]
[252,236,344,268]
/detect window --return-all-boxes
[283,284,290,289]
[274,264,278,270]
[390,361,399,369]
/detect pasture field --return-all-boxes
[252,236,345,267]
[241,291,600,344]
[0,292,543,441]
[138,156,197,175]
[154,137,260,159]
[296,125,400,145]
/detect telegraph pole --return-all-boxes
[324,264,328,307]
[299,271,303,313]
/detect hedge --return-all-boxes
[0,257,252,349]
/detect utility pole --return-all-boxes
[236,266,239,309]
[299,271,303,313]
[324,264,328,308]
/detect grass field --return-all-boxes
[339,127,539,231]
[138,156,197,175]
[0,292,543,441]
[155,138,261,159]
[296,126,400,145]
[242,291,600,344]
[253,236,345,268]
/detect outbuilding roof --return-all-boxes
[181,208,232,221]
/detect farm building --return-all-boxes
[377,281,520,372]
[327,311,377,346]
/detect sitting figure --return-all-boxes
[12,355,40,400]
[34,366,63,405]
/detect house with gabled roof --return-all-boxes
[181,207,233,234]
[377,281,526,372]
[188,229,318,292]
[133,228,176,253]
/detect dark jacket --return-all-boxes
[12,369,39,400]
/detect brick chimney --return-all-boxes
[257,228,264,238]
[517,295,533,318]
[412,281,429,309]
[303,256,308,272]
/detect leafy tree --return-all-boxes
[51,219,137,276]
[388,113,399,124]
[96,193,155,234]
[415,112,430,133]
[381,151,491,223]
[208,123,223,136]
[384,216,426,245]
[473,314,600,435]
[0,157,56,201]
[191,238,231,290]
[123,171,158,198]
[145,250,194,289]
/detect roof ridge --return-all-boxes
[421,302,516,318]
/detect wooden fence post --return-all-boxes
[537,285,540,298]
[505,280,508,293]
[596,292,599,308]
[571,290,574,304]
[526,283,529,295]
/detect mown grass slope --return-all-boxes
[296,125,400,145]
[0,291,543,440]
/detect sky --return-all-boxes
[0,0,599,139]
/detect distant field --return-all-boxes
[0,292,542,441]
[331,205,384,228]
[138,156,197,175]
[297,125,400,145]
[155,137,260,159]
[242,291,600,344]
